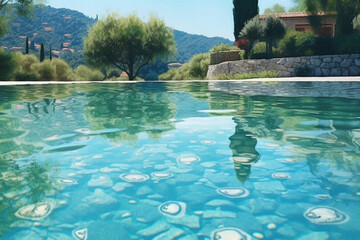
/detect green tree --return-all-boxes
[40,42,44,62]
[233,0,259,41]
[264,4,286,14]
[239,16,265,58]
[289,0,307,12]
[84,14,176,80]
[264,16,286,57]
[0,0,43,37]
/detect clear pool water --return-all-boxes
[0,81,360,240]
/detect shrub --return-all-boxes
[187,53,210,79]
[214,71,279,80]
[31,60,57,80]
[210,44,239,53]
[278,30,315,57]
[75,65,104,81]
[0,49,18,80]
[159,53,210,80]
[354,14,360,32]
[17,53,39,72]
[52,58,75,81]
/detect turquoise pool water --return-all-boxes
[0,81,359,240]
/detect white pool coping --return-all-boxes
[1,76,360,85]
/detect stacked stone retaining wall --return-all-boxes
[207,54,360,79]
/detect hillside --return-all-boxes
[0,5,233,78]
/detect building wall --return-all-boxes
[207,54,360,79]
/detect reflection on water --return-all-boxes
[0,81,360,239]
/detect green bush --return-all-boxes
[210,43,239,53]
[354,14,360,32]
[159,53,210,80]
[75,65,104,81]
[214,71,279,80]
[31,60,57,80]
[278,30,315,57]
[0,49,18,80]
[52,58,75,81]
[158,68,178,80]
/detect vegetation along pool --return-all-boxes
[0,81,360,240]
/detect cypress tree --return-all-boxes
[233,0,259,41]
[49,46,52,61]
[25,36,29,54]
[40,43,45,62]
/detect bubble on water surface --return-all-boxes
[15,202,54,221]
[57,178,78,185]
[253,232,264,239]
[120,173,150,182]
[159,201,186,218]
[267,223,277,230]
[177,154,200,165]
[73,228,88,240]
[304,206,349,225]
[201,140,216,145]
[151,172,174,179]
[217,187,250,198]
[211,227,252,240]
[315,194,332,199]
[272,173,291,179]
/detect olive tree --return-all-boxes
[84,14,176,80]
[239,16,265,58]
[264,16,286,57]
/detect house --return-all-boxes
[260,12,337,37]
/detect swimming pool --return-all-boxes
[0,81,359,239]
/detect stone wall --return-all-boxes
[207,54,360,79]
[210,50,241,65]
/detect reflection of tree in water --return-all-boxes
[0,86,75,238]
[85,84,176,142]
[229,117,260,183]
[277,96,360,195]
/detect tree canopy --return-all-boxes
[264,4,286,14]
[0,0,44,37]
[84,14,176,80]
[305,0,360,35]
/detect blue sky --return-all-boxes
[46,0,295,40]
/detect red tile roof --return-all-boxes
[260,11,336,19]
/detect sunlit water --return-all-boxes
[0,81,360,240]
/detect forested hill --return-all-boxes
[0,5,232,66]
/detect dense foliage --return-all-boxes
[210,43,239,53]
[233,0,259,41]
[305,0,360,35]
[264,4,286,14]
[159,53,210,80]
[277,30,315,57]
[354,14,360,32]
[0,51,104,81]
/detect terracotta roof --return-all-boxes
[260,11,337,19]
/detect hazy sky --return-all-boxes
[46,0,295,40]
